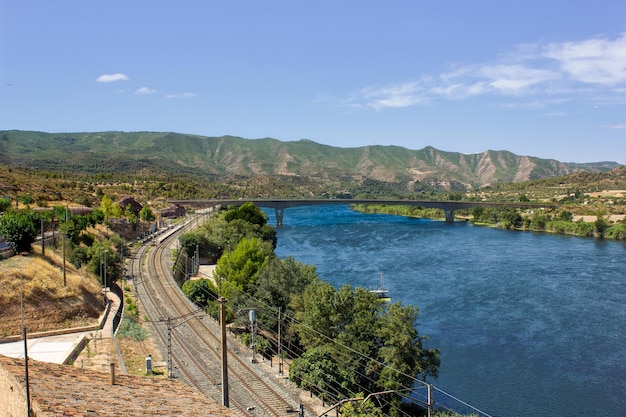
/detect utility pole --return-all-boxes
[163,313,202,379]
[40,218,44,255]
[278,308,283,375]
[104,250,109,303]
[62,206,68,286]
[167,317,173,378]
[427,384,433,417]
[20,273,33,417]
[62,233,66,286]
[218,297,229,408]
[249,309,257,363]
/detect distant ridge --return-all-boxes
[0,130,619,190]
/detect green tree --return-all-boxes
[215,237,272,297]
[224,202,267,226]
[139,205,156,222]
[501,209,523,230]
[289,344,347,402]
[111,202,123,219]
[87,241,123,286]
[100,195,113,221]
[558,210,574,222]
[250,256,317,329]
[470,206,485,222]
[291,279,342,348]
[0,209,38,253]
[339,397,385,417]
[18,194,35,205]
[291,281,441,410]
[530,212,549,230]
[594,214,609,238]
[377,303,440,414]
[182,279,216,307]
[0,197,11,212]
[333,286,384,396]
[125,204,138,228]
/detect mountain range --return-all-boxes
[0,130,620,191]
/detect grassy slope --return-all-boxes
[0,246,103,337]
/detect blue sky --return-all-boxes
[1,1,625,163]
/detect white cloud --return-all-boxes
[480,65,557,94]
[607,123,626,129]
[96,73,129,83]
[543,32,626,85]
[343,32,626,111]
[345,80,428,110]
[502,98,570,110]
[165,92,197,99]
[135,87,157,95]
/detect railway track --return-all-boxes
[128,217,308,417]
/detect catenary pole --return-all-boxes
[20,272,33,416]
[219,297,229,407]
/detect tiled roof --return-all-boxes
[1,355,239,416]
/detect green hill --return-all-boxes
[0,130,619,192]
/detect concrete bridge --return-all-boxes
[169,198,554,226]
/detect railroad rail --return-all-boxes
[129,215,307,417]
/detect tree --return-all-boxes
[111,202,123,219]
[471,206,485,222]
[501,208,523,230]
[139,205,156,222]
[125,204,138,228]
[87,241,123,286]
[333,286,385,397]
[377,303,440,414]
[339,397,385,417]
[182,279,216,307]
[18,194,35,205]
[290,281,441,413]
[250,256,317,328]
[224,202,267,226]
[289,344,347,402]
[594,214,609,238]
[100,195,113,221]
[214,237,272,297]
[291,279,342,349]
[0,209,38,253]
[559,210,574,222]
[0,197,11,212]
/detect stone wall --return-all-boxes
[0,358,29,417]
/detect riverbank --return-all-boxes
[351,203,626,240]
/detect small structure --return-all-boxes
[370,272,391,301]
[159,204,186,219]
[118,195,143,216]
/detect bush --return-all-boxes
[117,313,148,341]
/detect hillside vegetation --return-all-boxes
[1,130,619,193]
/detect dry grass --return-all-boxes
[0,246,103,337]
[0,247,100,304]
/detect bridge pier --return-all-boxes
[444,209,455,223]
[274,206,285,227]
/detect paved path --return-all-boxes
[0,288,121,365]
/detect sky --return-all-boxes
[1,1,625,164]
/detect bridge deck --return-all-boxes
[168,198,554,226]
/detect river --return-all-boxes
[264,204,625,417]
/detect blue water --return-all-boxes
[264,204,626,417]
